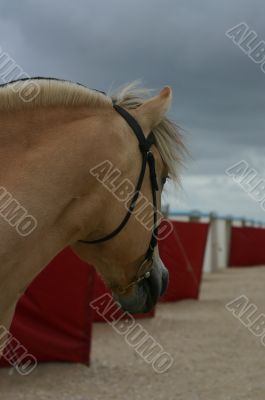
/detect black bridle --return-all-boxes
[79,103,160,292]
[0,78,161,290]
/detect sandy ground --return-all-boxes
[1,267,265,400]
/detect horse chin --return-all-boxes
[113,281,154,314]
[113,258,169,314]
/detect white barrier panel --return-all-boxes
[203,218,232,273]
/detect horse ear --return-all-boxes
[133,86,172,133]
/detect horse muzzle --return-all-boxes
[113,257,169,314]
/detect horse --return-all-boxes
[0,78,185,353]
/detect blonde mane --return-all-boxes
[0,78,112,110]
[1,78,186,181]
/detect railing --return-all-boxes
[162,207,265,228]
[161,206,265,272]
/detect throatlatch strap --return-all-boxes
[79,104,159,258]
[145,151,159,260]
[79,152,148,244]
[79,105,151,245]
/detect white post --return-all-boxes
[209,213,219,272]
[224,217,232,268]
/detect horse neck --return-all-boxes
[0,104,145,314]
[0,106,96,154]
[0,105,110,190]
[0,103,137,248]
[0,105,117,309]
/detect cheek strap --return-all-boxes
[78,104,159,264]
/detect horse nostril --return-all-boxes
[160,268,169,297]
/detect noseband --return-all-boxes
[79,103,160,293]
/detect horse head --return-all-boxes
[72,83,185,313]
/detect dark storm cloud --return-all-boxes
[0,0,264,217]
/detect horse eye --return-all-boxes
[161,176,169,186]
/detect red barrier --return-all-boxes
[159,221,209,301]
[0,248,96,367]
[229,226,265,267]
[93,274,155,322]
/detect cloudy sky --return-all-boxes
[0,0,264,221]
